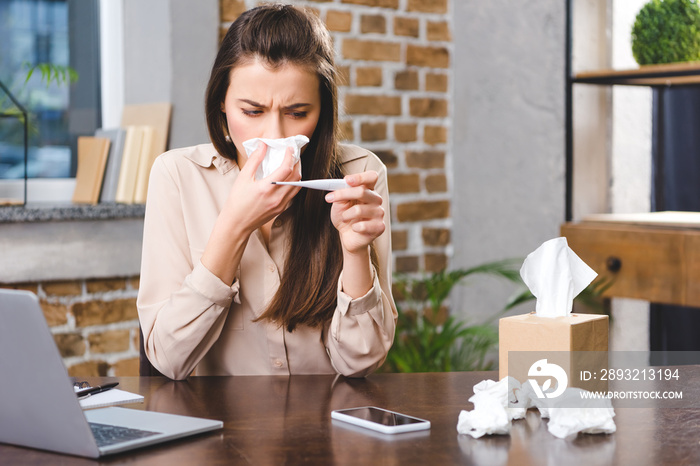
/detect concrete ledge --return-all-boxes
[0,217,143,283]
[0,204,145,223]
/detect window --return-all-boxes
[0,0,102,202]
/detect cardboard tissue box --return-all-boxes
[498,312,609,390]
[498,238,609,392]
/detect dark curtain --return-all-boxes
[649,86,700,365]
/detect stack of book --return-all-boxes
[72,103,172,205]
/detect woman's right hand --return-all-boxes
[222,142,302,235]
[201,142,301,285]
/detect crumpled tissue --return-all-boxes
[457,395,510,439]
[472,377,530,421]
[456,378,616,439]
[520,237,598,317]
[242,135,309,180]
[457,377,529,438]
[546,388,616,438]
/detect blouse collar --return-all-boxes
[184,143,237,175]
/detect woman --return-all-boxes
[137,4,397,380]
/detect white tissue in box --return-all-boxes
[520,237,598,318]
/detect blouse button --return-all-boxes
[273,359,283,368]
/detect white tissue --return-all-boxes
[546,388,616,438]
[456,377,530,438]
[520,237,598,318]
[472,377,528,421]
[525,391,553,419]
[456,378,616,439]
[242,135,309,180]
[457,396,511,438]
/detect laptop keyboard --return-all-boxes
[89,422,161,447]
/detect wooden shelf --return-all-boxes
[574,61,700,86]
[580,211,700,230]
[562,216,700,307]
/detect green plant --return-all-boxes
[0,63,78,129]
[23,63,79,87]
[574,275,614,313]
[385,261,613,374]
[631,0,700,65]
[386,259,528,373]
[1,62,77,157]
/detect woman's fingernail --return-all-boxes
[325,193,334,202]
[346,175,356,185]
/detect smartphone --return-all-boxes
[331,406,431,434]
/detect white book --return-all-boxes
[77,388,144,410]
[114,125,145,204]
[132,126,156,204]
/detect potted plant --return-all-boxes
[631,0,700,65]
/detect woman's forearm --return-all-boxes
[340,245,374,298]
[200,217,251,286]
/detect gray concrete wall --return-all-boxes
[0,219,143,283]
[123,0,171,104]
[123,0,218,149]
[451,1,566,319]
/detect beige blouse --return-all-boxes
[137,143,397,380]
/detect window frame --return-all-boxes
[0,0,123,204]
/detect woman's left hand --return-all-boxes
[326,170,385,255]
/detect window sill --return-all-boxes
[0,203,145,224]
[0,204,145,284]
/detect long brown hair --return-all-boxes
[205,5,344,331]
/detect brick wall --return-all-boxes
[1,279,141,377]
[2,0,453,377]
[222,0,454,275]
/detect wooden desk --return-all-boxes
[562,212,700,307]
[2,371,700,465]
